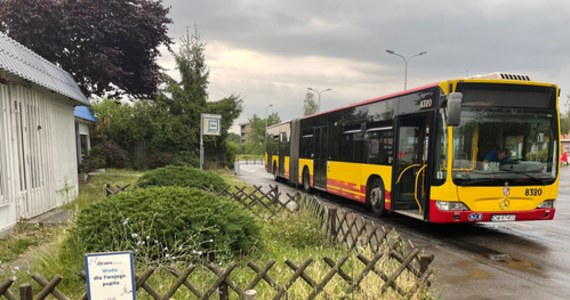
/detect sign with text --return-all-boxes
[84,251,136,300]
[201,113,222,136]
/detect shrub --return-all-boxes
[66,187,261,264]
[78,154,105,173]
[136,165,226,191]
[91,143,127,168]
[172,150,199,167]
[147,151,173,169]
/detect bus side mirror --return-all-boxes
[447,92,463,127]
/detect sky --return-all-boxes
[158,0,570,133]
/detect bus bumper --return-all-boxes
[428,201,556,223]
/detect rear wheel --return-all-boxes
[366,178,386,216]
[302,168,311,192]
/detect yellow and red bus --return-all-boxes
[265,72,560,223]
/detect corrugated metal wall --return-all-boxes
[0,82,78,231]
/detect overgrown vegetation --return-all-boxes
[136,165,226,191]
[66,186,261,264]
[90,28,243,170]
[0,224,55,263]
[1,168,435,299]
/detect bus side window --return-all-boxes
[301,131,313,158]
[366,129,393,165]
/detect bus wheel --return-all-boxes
[367,178,386,216]
[302,168,311,192]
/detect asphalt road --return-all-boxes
[237,163,570,300]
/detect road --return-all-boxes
[237,163,570,300]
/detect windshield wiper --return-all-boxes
[498,169,548,185]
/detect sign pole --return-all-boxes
[199,113,222,170]
[200,114,204,170]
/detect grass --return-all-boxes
[61,168,143,211]
[0,223,55,263]
[0,167,434,299]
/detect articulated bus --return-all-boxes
[265,72,560,223]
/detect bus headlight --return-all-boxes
[537,200,555,209]
[435,201,470,211]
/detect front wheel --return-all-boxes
[366,178,387,217]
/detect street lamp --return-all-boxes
[385,49,428,90]
[264,104,273,135]
[307,87,332,112]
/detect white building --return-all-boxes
[0,33,89,236]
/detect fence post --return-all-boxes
[218,282,229,300]
[19,283,32,300]
[245,289,257,300]
[329,208,337,245]
[419,254,434,274]
[105,183,112,197]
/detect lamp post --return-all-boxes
[264,104,273,136]
[307,87,332,112]
[385,49,428,90]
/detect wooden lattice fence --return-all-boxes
[1,185,434,299]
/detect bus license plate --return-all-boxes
[491,214,516,222]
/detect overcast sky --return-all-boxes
[159,0,570,133]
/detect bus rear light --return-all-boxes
[435,201,469,211]
[537,200,555,209]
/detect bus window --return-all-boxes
[452,123,476,170]
[300,131,313,158]
[341,126,364,162]
[366,127,393,165]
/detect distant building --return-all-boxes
[240,122,251,144]
[0,32,88,236]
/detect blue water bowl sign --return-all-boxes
[84,251,136,300]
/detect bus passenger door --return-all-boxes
[313,126,329,190]
[278,132,287,178]
[392,113,431,219]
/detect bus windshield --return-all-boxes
[451,108,557,186]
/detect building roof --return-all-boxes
[74,106,97,123]
[0,32,88,105]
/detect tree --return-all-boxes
[0,0,172,98]
[562,96,570,136]
[303,92,319,116]
[244,113,281,154]
[561,111,570,136]
[157,27,242,167]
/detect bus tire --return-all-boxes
[302,168,311,192]
[367,177,387,217]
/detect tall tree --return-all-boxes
[157,27,242,167]
[244,113,281,154]
[303,92,319,116]
[0,0,172,98]
[176,26,209,107]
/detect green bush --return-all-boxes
[136,165,226,191]
[66,186,261,263]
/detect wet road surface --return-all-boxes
[237,163,570,300]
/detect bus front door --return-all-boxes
[313,126,329,190]
[392,113,431,220]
